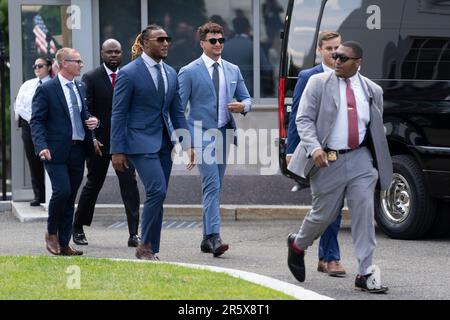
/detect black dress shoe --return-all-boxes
[355,274,388,293]
[30,200,41,207]
[128,235,140,247]
[72,232,88,245]
[201,235,229,257]
[287,233,306,282]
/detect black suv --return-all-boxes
[278,0,450,239]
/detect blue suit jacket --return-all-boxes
[30,76,94,164]
[110,56,190,154]
[178,57,251,146]
[286,64,324,154]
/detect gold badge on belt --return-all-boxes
[327,150,338,162]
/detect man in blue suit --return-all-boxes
[31,48,99,256]
[111,25,195,261]
[178,22,251,257]
[286,31,346,276]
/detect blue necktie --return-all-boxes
[65,82,85,140]
[155,64,165,105]
[213,62,219,118]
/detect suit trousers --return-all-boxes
[127,134,172,254]
[44,144,86,247]
[318,213,342,262]
[197,126,228,236]
[295,147,378,275]
[73,152,140,235]
[20,119,45,202]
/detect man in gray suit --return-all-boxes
[286,41,392,293]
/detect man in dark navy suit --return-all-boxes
[111,25,195,260]
[31,47,99,256]
[72,39,141,248]
[286,31,347,276]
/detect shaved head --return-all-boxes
[101,39,122,71]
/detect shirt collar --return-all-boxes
[142,52,163,69]
[321,63,334,73]
[103,63,120,75]
[58,73,75,86]
[341,72,360,84]
[201,53,222,69]
[38,75,52,84]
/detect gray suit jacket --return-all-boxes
[287,72,393,191]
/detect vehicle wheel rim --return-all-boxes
[380,173,412,224]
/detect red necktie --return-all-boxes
[345,78,359,149]
[111,73,116,89]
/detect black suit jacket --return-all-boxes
[30,76,94,164]
[81,65,114,153]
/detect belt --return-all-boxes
[72,140,83,145]
[326,140,368,155]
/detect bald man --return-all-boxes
[72,39,141,248]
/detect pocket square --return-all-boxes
[231,81,237,84]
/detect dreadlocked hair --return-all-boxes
[131,24,164,60]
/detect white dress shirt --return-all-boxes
[58,73,84,140]
[327,72,370,150]
[201,53,231,128]
[14,75,51,122]
[103,63,120,84]
[141,52,168,95]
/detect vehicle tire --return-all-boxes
[375,155,436,239]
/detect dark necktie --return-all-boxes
[66,82,85,140]
[155,64,165,105]
[212,62,220,117]
[345,78,359,149]
[38,79,42,85]
[111,73,116,89]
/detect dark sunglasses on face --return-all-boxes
[148,36,172,44]
[332,52,360,63]
[204,37,226,45]
[32,64,47,70]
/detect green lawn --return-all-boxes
[0,256,295,300]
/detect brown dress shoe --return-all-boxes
[317,260,328,273]
[135,243,157,261]
[45,232,60,255]
[327,260,346,277]
[60,246,83,256]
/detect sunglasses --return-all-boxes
[332,52,360,63]
[148,36,172,44]
[204,37,226,45]
[32,64,47,70]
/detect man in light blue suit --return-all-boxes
[178,22,251,257]
[111,25,195,261]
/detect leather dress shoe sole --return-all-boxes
[212,244,229,257]
[287,233,306,282]
[60,247,83,256]
[30,200,41,207]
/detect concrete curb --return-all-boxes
[11,201,351,226]
[111,258,333,300]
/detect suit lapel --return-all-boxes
[54,77,71,120]
[136,56,158,94]
[163,62,174,105]
[196,59,217,99]
[222,60,231,102]
[330,73,340,110]
[100,66,114,94]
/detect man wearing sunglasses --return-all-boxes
[178,22,251,258]
[111,25,195,261]
[287,41,392,293]
[286,31,346,277]
[30,48,99,256]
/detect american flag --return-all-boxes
[33,14,57,55]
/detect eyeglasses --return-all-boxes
[204,38,226,45]
[147,36,172,44]
[64,59,84,65]
[332,52,360,63]
[32,64,47,70]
